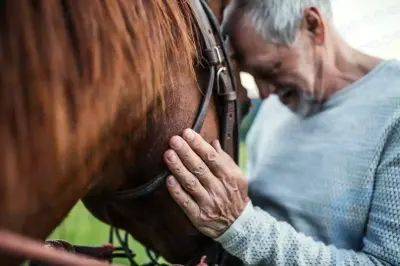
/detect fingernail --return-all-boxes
[165,150,176,162]
[183,129,194,141]
[167,176,176,187]
[170,136,182,149]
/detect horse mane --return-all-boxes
[0,0,198,228]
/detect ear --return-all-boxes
[302,7,325,45]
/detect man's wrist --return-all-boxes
[214,200,256,244]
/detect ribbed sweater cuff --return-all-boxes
[214,200,257,245]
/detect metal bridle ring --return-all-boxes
[216,67,227,94]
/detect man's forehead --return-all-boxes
[222,11,265,51]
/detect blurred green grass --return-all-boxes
[46,142,248,265]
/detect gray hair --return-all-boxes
[239,0,333,45]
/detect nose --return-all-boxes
[255,79,276,99]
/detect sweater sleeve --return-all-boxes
[215,130,400,265]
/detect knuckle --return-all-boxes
[205,150,218,162]
[172,190,183,200]
[218,164,242,181]
[223,180,239,192]
[191,136,202,149]
[196,209,203,221]
[177,195,190,209]
[198,211,210,223]
[179,146,190,158]
[173,166,183,174]
[199,215,209,223]
[192,164,208,176]
[183,198,190,208]
[232,168,244,178]
[184,179,198,192]
[199,207,217,222]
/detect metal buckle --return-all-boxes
[216,67,227,94]
[216,66,237,101]
[213,46,223,65]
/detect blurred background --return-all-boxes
[47,1,400,265]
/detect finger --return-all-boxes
[212,139,237,169]
[180,129,231,177]
[211,139,222,152]
[164,149,209,203]
[168,136,215,187]
[166,175,201,219]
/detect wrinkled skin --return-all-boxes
[222,0,382,117]
[164,129,249,239]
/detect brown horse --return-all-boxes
[0,0,248,265]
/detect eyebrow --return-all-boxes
[242,59,279,77]
[248,55,278,68]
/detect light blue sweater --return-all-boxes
[215,59,400,265]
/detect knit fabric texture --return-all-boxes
[215,59,400,265]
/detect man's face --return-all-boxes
[222,4,325,117]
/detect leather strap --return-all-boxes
[204,46,224,66]
[28,240,116,266]
[198,0,239,163]
[216,67,237,158]
[190,0,217,49]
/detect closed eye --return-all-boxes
[258,62,281,78]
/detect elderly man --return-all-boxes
[163,0,400,265]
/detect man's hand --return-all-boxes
[163,128,249,238]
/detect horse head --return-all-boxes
[81,0,247,264]
[0,0,248,265]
